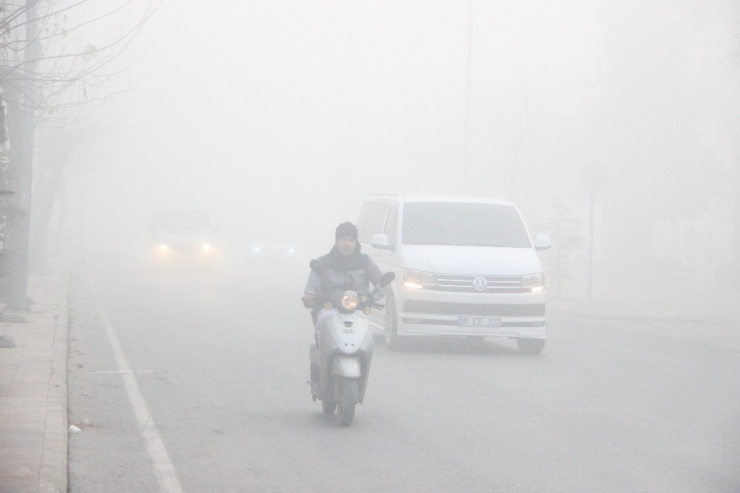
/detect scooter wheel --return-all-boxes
[337,378,358,426]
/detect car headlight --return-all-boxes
[403,269,436,289]
[340,291,359,310]
[521,273,545,292]
[158,244,169,251]
[202,243,213,251]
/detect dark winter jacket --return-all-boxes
[304,244,385,305]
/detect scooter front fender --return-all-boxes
[332,355,362,378]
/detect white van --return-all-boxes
[357,193,551,354]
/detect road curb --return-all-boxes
[38,274,69,493]
[548,307,737,326]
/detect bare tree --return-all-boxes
[31,114,120,272]
[0,0,159,308]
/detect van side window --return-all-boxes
[357,202,390,244]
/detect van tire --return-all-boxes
[384,295,404,350]
[516,338,545,355]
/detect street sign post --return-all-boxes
[580,163,606,306]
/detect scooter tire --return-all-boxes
[337,377,358,427]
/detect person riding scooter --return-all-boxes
[302,221,386,326]
[301,221,392,426]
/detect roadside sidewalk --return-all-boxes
[548,283,740,325]
[0,273,69,493]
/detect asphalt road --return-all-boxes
[67,255,740,492]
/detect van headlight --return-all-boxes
[403,270,436,289]
[521,273,545,292]
[340,291,359,310]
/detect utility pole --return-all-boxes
[5,0,40,310]
[462,0,473,194]
[580,163,606,306]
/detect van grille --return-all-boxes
[403,300,545,317]
[430,274,526,293]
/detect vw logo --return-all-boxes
[472,276,488,291]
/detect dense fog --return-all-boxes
[35,0,740,302]
[7,2,737,490]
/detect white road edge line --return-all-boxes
[86,370,158,374]
[99,308,184,493]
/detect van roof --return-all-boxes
[366,192,513,206]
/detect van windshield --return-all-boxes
[402,202,531,247]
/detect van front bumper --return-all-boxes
[396,288,546,339]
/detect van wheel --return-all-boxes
[384,295,404,350]
[517,338,545,355]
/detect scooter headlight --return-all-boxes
[340,291,359,311]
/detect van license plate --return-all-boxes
[458,316,501,327]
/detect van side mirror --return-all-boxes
[534,234,552,251]
[370,233,392,250]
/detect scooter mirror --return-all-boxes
[380,271,395,286]
[309,259,324,274]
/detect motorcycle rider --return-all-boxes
[302,221,386,327]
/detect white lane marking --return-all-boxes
[100,309,184,493]
[86,370,157,374]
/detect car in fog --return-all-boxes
[248,241,297,264]
[357,192,551,353]
[149,210,218,270]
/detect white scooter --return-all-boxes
[307,260,395,426]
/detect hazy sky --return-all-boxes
[68,1,597,251]
[57,0,737,266]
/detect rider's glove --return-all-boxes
[302,295,315,308]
